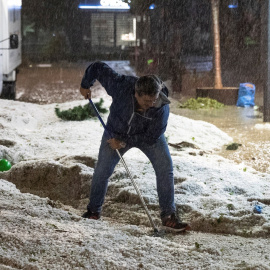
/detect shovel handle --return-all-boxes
[89,99,112,137]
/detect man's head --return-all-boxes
[135,75,162,111]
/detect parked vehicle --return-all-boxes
[0,0,22,100]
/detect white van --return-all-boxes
[0,0,22,100]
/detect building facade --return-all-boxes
[79,0,137,57]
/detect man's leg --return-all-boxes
[87,132,128,214]
[139,134,176,218]
[139,135,190,231]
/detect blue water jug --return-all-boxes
[236,83,255,107]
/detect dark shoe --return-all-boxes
[82,210,100,220]
[162,213,191,232]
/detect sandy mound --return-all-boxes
[0,155,95,207]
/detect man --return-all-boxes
[80,61,190,232]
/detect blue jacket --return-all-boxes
[81,61,170,146]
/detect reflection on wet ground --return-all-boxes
[170,99,270,173]
[16,62,85,104]
[16,61,270,173]
[16,61,136,104]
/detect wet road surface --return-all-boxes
[16,61,136,104]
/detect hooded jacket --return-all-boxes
[81,61,170,147]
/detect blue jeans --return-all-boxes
[87,132,176,218]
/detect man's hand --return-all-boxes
[80,87,92,99]
[107,138,126,150]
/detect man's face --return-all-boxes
[135,92,159,111]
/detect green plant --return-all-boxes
[226,143,242,150]
[195,242,202,249]
[217,214,224,224]
[179,97,224,110]
[55,98,108,121]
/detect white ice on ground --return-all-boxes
[1,98,270,269]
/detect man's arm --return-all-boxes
[80,61,125,98]
[80,87,92,99]
[107,138,126,150]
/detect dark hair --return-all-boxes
[135,75,163,97]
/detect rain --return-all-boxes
[1,0,270,269]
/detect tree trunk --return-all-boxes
[211,0,223,88]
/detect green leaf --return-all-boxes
[179,97,224,110]
[55,98,108,121]
[217,214,224,224]
[226,143,242,150]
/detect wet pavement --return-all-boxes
[16,61,136,104]
[170,100,270,173]
[16,60,270,173]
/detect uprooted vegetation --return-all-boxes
[55,98,108,121]
[179,97,225,110]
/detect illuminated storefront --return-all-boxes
[79,0,136,53]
